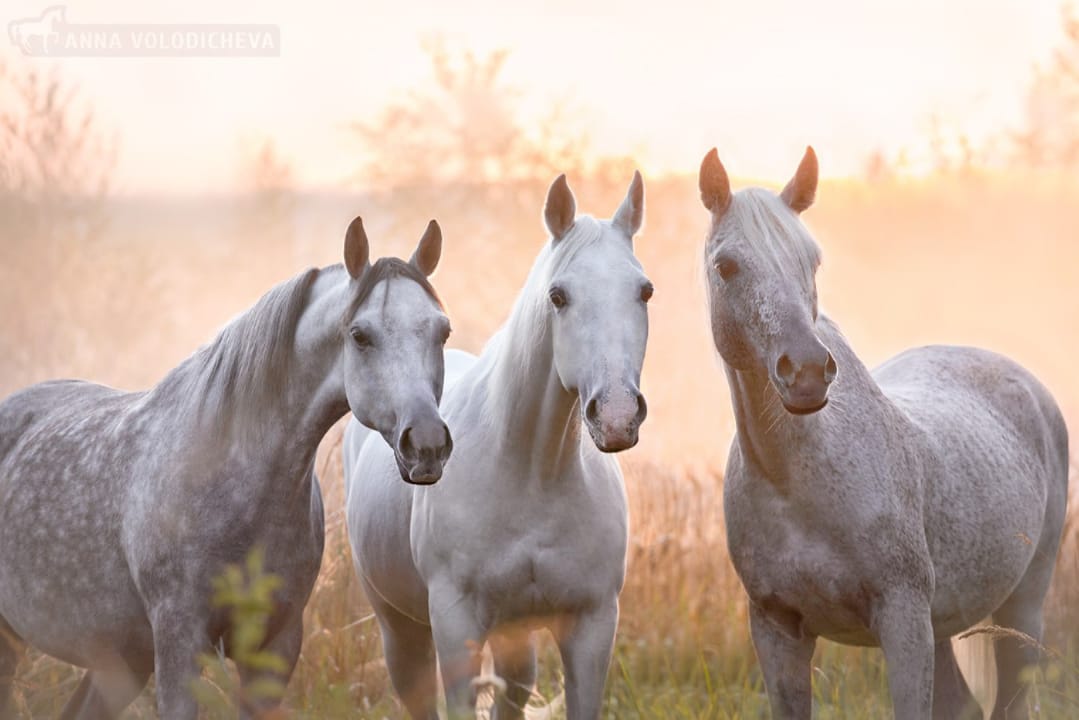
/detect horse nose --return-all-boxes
[397,419,452,484]
[633,392,648,427]
[823,352,838,384]
[585,396,600,425]
[774,348,836,389]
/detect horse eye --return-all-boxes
[549,287,568,309]
[350,328,372,348]
[640,282,654,303]
[439,325,452,345]
[716,256,740,281]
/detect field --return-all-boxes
[1,166,1077,718]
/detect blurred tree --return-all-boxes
[1012,4,1079,168]
[0,59,116,248]
[0,59,123,385]
[347,39,633,235]
[231,137,297,283]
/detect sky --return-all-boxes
[1,0,1066,193]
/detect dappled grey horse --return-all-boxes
[0,217,453,719]
[699,147,1069,719]
[345,172,650,720]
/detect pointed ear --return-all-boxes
[780,146,818,213]
[343,216,370,279]
[611,170,644,238]
[699,148,732,216]
[544,174,576,241]
[410,219,442,277]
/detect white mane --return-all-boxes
[715,187,822,276]
[476,215,607,425]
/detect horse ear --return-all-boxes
[699,148,732,216]
[544,174,576,241]
[410,219,442,277]
[344,216,370,279]
[780,146,818,214]
[612,170,644,238]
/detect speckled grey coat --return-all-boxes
[700,147,1069,720]
[0,220,451,720]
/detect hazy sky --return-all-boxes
[2,0,1065,192]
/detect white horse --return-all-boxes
[345,173,651,719]
[698,147,1069,719]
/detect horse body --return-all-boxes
[0,219,452,720]
[725,325,1066,645]
[699,148,1068,719]
[347,174,649,720]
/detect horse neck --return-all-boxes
[725,317,883,483]
[482,293,582,478]
[281,268,353,455]
[158,266,350,476]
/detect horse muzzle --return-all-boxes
[393,417,453,485]
[582,388,647,454]
[771,342,837,416]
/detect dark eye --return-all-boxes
[640,282,654,303]
[549,286,568,309]
[439,324,452,345]
[715,256,740,281]
[350,327,372,348]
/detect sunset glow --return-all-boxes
[1,0,1064,192]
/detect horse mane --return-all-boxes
[715,188,822,276]
[478,216,605,420]
[154,267,323,436]
[157,259,442,443]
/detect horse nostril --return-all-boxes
[398,426,415,459]
[585,396,599,424]
[634,393,648,424]
[824,352,838,384]
[775,354,796,387]
[440,423,453,460]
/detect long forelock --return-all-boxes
[341,257,443,328]
[721,188,821,276]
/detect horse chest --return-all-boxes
[725,475,880,643]
[473,532,620,623]
[443,490,626,623]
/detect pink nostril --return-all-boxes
[824,352,838,384]
[585,396,600,424]
[634,393,648,425]
[775,354,796,387]
[398,427,415,460]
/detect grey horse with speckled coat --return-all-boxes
[0,218,452,719]
[699,146,1069,720]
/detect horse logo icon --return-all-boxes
[8,6,67,56]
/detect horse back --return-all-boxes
[874,345,1068,631]
[0,379,137,473]
[874,345,1068,488]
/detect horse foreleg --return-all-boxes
[934,639,983,720]
[363,577,439,720]
[150,611,205,720]
[236,615,303,720]
[554,600,618,720]
[875,589,935,720]
[490,628,537,720]
[430,593,485,720]
[748,601,815,720]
